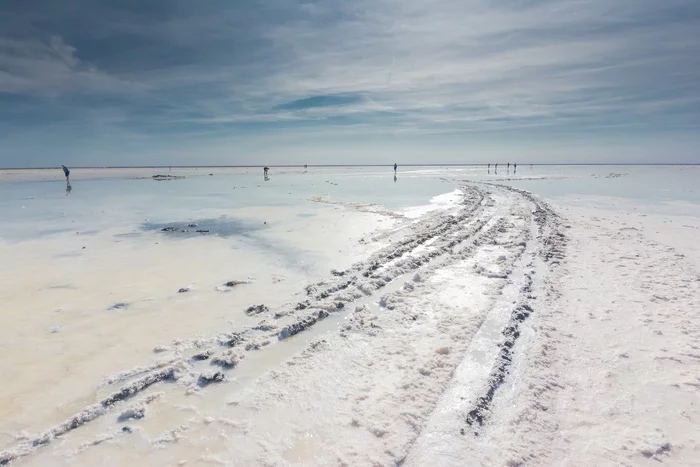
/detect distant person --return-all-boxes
[507,162,510,170]
[263,166,270,180]
[394,163,397,173]
[495,163,498,173]
[61,165,70,181]
[304,164,308,169]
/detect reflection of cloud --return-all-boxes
[0,0,699,165]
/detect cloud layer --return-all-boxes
[1,0,699,166]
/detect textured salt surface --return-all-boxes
[1,166,699,466]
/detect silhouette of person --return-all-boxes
[61,165,70,181]
[495,163,498,173]
[514,162,517,173]
[394,163,397,173]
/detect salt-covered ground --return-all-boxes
[1,166,699,466]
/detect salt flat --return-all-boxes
[1,165,698,466]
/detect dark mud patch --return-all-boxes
[142,216,260,238]
[46,284,76,290]
[278,310,330,340]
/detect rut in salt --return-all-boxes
[1,183,565,466]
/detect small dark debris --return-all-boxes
[122,426,133,433]
[641,443,672,459]
[331,269,346,277]
[195,229,209,233]
[109,303,129,311]
[152,175,184,181]
[220,332,244,347]
[245,304,270,315]
[178,288,190,293]
[224,280,248,287]
[309,340,327,351]
[198,371,225,386]
[117,406,145,422]
[192,350,213,361]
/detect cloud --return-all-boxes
[275,93,364,111]
[0,0,699,165]
[0,35,141,97]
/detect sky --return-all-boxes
[0,0,699,167]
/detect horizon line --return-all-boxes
[2,163,699,170]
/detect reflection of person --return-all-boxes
[61,165,70,181]
[65,181,72,195]
[394,173,397,183]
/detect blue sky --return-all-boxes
[1,0,699,167]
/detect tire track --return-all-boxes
[459,183,567,436]
[0,185,512,465]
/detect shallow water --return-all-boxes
[452,164,700,214]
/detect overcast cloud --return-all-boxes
[1,0,698,166]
